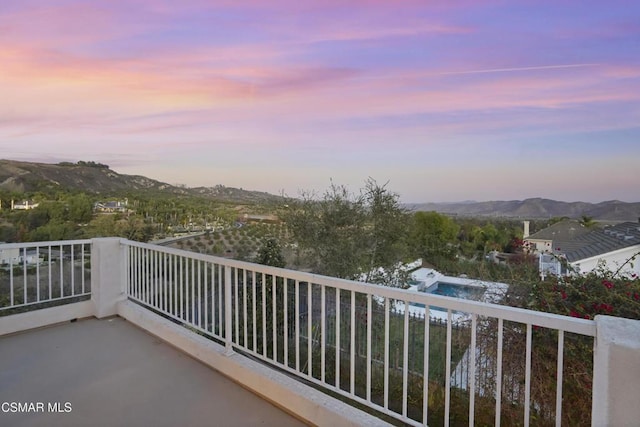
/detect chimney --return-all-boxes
[523,220,530,239]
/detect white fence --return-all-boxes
[122,240,597,427]
[0,240,92,312]
[10,239,640,426]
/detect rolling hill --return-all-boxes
[406,198,640,221]
[0,159,282,204]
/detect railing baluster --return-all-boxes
[253,271,257,352]
[243,269,248,348]
[179,256,184,319]
[423,308,430,426]
[445,310,452,427]
[23,247,27,304]
[59,244,63,299]
[263,272,267,358]
[321,284,326,382]
[524,323,533,427]
[224,266,233,355]
[36,247,40,302]
[154,250,158,308]
[366,293,372,402]
[384,297,390,409]
[163,253,168,313]
[197,260,202,328]
[469,313,477,426]
[168,253,173,314]
[403,301,409,418]
[556,330,564,427]
[496,318,503,427]
[81,244,85,295]
[272,274,277,362]
[350,290,355,395]
[295,279,300,373]
[70,245,75,296]
[190,258,195,323]
[9,255,14,305]
[204,262,209,332]
[307,282,312,378]
[48,246,52,300]
[218,264,223,337]
[235,268,240,346]
[335,288,341,390]
[284,278,289,367]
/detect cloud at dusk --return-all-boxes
[1,0,639,202]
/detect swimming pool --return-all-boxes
[425,282,485,300]
[411,282,486,311]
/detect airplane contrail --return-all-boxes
[441,63,600,76]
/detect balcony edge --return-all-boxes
[117,300,390,427]
[0,300,95,336]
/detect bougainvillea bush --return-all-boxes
[499,253,640,426]
[530,256,640,321]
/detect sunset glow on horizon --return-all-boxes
[1,0,639,202]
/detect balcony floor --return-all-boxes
[0,317,307,427]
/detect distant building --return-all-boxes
[94,199,129,214]
[238,214,280,224]
[11,199,39,210]
[0,246,41,265]
[524,219,640,278]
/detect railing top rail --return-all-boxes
[0,239,92,249]
[121,239,596,337]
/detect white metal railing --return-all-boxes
[0,240,92,312]
[122,240,596,427]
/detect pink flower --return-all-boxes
[602,280,614,290]
[560,290,567,300]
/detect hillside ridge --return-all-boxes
[0,159,281,204]
[406,198,640,221]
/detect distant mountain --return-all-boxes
[406,198,640,221]
[0,159,281,204]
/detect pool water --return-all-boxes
[426,282,485,300]
[411,282,485,311]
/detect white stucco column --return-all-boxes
[91,238,126,318]
[592,315,640,427]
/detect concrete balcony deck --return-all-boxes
[0,317,307,427]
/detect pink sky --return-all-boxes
[1,0,639,202]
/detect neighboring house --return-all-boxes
[11,199,39,210]
[94,200,129,214]
[524,219,640,278]
[0,246,20,265]
[238,214,280,224]
[0,246,41,265]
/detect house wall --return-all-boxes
[0,247,20,265]
[571,245,640,277]
[524,238,552,254]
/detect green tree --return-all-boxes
[408,211,459,261]
[284,180,408,285]
[68,194,93,223]
[254,238,286,268]
[579,214,596,228]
